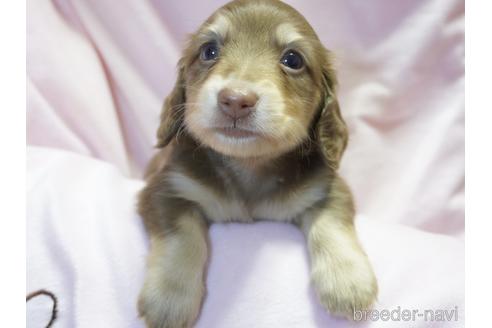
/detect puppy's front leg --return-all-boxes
[138,209,208,328]
[300,176,378,319]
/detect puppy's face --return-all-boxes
[158,0,347,167]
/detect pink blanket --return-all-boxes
[27,0,464,327]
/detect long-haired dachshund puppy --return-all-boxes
[137,0,378,326]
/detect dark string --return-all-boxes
[26,289,58,328]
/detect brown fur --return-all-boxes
[138,1,377,327]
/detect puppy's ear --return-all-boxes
[156,61,186,148]
[314,51,349,171]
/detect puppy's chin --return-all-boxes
[192,127,279,158]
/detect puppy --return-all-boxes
[138,0,378,327]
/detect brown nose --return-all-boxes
[218,88,258,119]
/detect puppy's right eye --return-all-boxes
[200,42,220,62]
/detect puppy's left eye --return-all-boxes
[200,42,220,61]
[280,50,304,71]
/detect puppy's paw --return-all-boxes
[312,258,378,319]
[137,280,204,328]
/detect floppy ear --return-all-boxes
[315,53,349,171]
[156,62,186,148]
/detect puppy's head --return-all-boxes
[158,0,348,169]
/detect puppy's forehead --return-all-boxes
[202,0,317,44]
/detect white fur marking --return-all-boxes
[276,23,303,45]
[207,14,230,39]
[167,171,250,221]
[253,184,326,221]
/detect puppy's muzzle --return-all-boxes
[218,88,258,120]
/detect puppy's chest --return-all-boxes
[167,170,326,222]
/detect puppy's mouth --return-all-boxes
[213,127,260,139]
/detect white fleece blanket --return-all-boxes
[27,0,464,327]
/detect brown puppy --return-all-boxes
[138,0,378,327]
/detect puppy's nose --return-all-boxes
[218,88,258,119]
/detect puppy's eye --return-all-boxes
[280,50,304,70]
[200,42,220,61]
